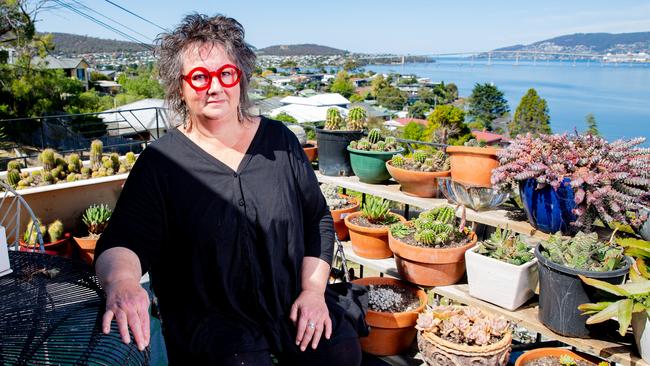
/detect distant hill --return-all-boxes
[44,32,151,54]
[257,44,348,56]
[494,32,650,54]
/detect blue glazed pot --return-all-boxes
[519,178,577,234]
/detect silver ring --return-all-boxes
[307,322,315,329]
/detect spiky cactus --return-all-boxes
[47,220,64,242]
[7,159,22,171]
[42,171,54,185]
[391,154,405,167]
[125,152,136,168]
[67,153,82,173]
[541,231,625,271]
[118,164,127,174]
[67,174,77,182]
[356,140,371,151]
[6,169,21,187]
[90,139,103,171]
[24,218,46,245]
[38,148,56,171]
[325,108,343,130]
[82,204,113,236]
[412,150,427,164]
[376,141,386,151]
[346,107,366,131]
[409,206,470,247]
[368,128,382,144]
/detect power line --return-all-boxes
[51,0,154,50]
[102,0,168,32]
[68,0,154,43]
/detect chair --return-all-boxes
[0,181,44,252]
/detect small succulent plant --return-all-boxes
[82,204,113,237]
[348,128,400,152]
[491,133,650,232]
[416,305,510,346]
[361,196,399,225]
[476,227,534,265]
[541,231,625,272]
[389,150,450,172]
[368,285,404,312]
[320,183,352,210]
[390,205,472,248]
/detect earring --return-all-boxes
[237,105,243,122]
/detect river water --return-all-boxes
[366,59,650,143]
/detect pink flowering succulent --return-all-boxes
[491,133,650,231]
[416,305,511,346]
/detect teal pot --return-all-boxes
[347,147,405,184]
[315,128,364,176]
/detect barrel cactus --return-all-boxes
[412,150,427,164]
[368,128,382,144]
[325,107,343,130]
[125,152,136,168]
[346,107,366,131]
[67,153,82,173]
[47,220,64,242]
[7,159,22,171]
[391,154,405,168]
[7,169,21,187]
[38,148,56,171]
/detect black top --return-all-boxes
[95,118,337,358]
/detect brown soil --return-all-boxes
[350,214,399,229]
[524,356,595,366]
[398,231,473,249]
[368,284,420,313]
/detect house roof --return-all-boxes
[269,104,347,123]
[348,102,391,119]
[471,130,508,144]
[100,98,179,133]
[32,56,86,69]
[280,93,349,107]
[394,117,428,126]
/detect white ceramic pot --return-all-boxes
[632,311,650,363]
[0,226,13,277]
[465,246,538,311]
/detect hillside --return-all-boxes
[44,32,151,54]
[494,32,650,54]
[257,44,348,56]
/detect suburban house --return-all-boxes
[269,93,350,123]
[31,56,90,90]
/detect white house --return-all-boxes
[269,93,351,123]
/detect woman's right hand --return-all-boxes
[102,278,151,351]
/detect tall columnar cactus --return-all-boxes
[47,220,64,242]
[38,149,56,171]
[325,107,343,130]
[67,153,82,173]
[90,139,103,170]
[346,107,366,131]
[110,153,120,168]
[368,128,382,144]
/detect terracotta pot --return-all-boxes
[514,347,595,366]
[389,230,477,286]
[446,145,500,188]
[418,328,512,366]
[73,236,99,264]
[344,211,406,259]
[386,161,450,198]
[303,141,318,163]
[352,277,427,356]
[19,232,72,257]
[330,195,359,241]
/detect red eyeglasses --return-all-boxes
[182,64,242,91]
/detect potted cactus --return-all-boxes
[320,183,359,240]
[344,196,405,259]
[352,276,427,356]
[388,205,477,286]
[386,149,451,198]
[315,107,365,176]
[446,138,500,188]
[73,204,113,263]
[347,128,404,184]
[515,348,609,366]
[465,227,538,310]
[534,231,630,337]
[416,305,512,366]
[491,133,650,235]
[287,124,318,163]
[19,218,71,256]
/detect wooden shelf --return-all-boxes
[317,172,550,240]
[434,284,648,366]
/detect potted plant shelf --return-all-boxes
[344,196,405,259]
[466,227,538,311]
[352,276,427,356]
[417,305,512,366]
[386,150,450,198]
[535,231,630,338]
[315,107,364,176]
[389,205,477,286]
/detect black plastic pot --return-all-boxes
[315,128,363,176]
[534,243,631,338]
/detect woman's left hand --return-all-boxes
[289,289,332,351]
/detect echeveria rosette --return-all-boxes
[491,133,650,232]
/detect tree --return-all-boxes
[467,83,509,131]
[445,83,459,101]
[417,87,436,106]
[274,112,297,123]
[585,113,600,136]
[370,74,389,98]
[280,59,298,69]
[329,70,355,98]
[425,105,471,145]
[401,121,426,150]
[376,86,407,111]
[508,88,551,137]
[407,101,430,119]
[342,59,359,72]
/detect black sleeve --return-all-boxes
[286,126,334,265]
[94,147,167,275]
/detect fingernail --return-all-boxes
[295,340,300,345]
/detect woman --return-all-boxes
[95,14,362,365]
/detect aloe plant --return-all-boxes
[361,196,399,225]
[82,204,113,236]
[476,227,534,265]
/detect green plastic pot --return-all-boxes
[347,146,404,184]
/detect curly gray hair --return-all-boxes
[156,14,257,123]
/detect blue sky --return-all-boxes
[36,0,650,54]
